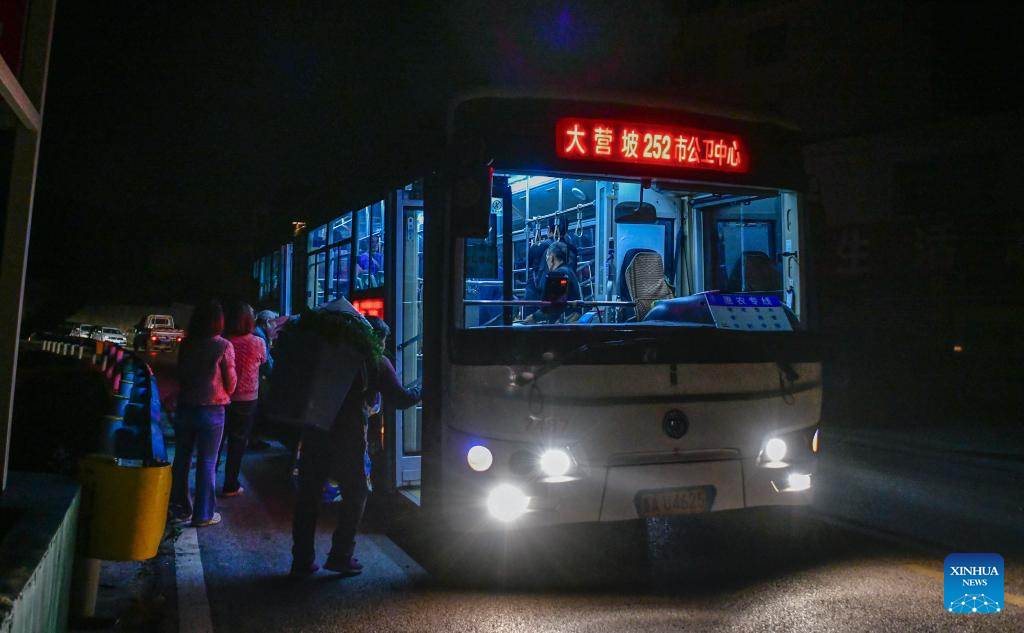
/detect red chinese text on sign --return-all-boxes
[555,118,748,173]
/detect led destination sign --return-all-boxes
[555,117,748,173]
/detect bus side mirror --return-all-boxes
[451,164,493,238]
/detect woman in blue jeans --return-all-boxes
[170,301,237,527]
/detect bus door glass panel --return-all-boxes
[395,201,424,489]
[326,244,350,301]
[307,250,326,308]
[356,202,385,289]
[715,220,779,293]
[283,243,293,315]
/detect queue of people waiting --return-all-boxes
[168,297,420,579]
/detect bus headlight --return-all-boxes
[764,438,787,462]
[486,484,529,522]
[759,427,818,468]
[467,445,493,472]
[787,473,811,491]
[539,449,571,477]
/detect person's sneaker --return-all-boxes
[170,513,192,525]
[220,487,244,497]
[191,512,222,528]
[323,555,363,575]
[289,561,320,579]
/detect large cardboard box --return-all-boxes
[261,328,365,431]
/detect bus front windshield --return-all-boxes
[461,173,805,331]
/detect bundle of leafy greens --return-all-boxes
[289,309,383,361]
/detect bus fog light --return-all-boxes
[787,473,811,491]
[539,449,571,477]
[486,484,529,522]
[467,445,493,472]
[764,438,787,462]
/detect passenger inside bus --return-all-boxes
[525,221,554,301]
[356,233,383,289]
[463,174,801,330]
[520,241,583,324]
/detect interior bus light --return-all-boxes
[539,449,571,477]
[486,484,529,522]
[467,445,493,472]
[812,429,820,453]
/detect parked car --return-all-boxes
[133,314,184,352]
[91,326,128,346]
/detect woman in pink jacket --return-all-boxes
[170,301,237,527]
[220,302,267,496]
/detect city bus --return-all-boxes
[253,92,820,543]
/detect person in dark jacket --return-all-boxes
[525,222,554,302]
[290,338,421,578]
[521,241,583,324]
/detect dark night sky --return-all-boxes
[23,2,1021,327]
[27,2,687,324]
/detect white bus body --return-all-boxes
[423,95,821,532]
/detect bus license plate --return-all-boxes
[635,485,714,518]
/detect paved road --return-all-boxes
[163,446,1022,633]
[138,349,1022,632]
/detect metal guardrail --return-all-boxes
[28,334,166,465]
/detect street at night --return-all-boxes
[74,350,1020,632]
[126,440,1023,633]
[2,3,1023,633]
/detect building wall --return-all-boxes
[0,474,79,633]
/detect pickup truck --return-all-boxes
[133,314,184,352]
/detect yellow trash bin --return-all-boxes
[78,454,172,561]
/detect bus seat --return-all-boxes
[616,248,655,320]
[624,251,674,320]
[617,248,655,302]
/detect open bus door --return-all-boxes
[393,187,424,499]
